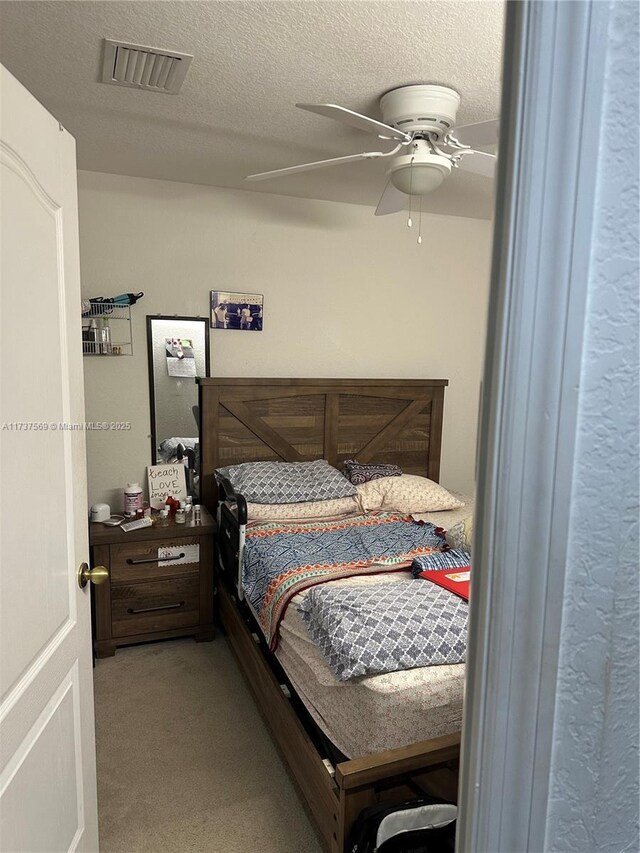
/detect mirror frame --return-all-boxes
[146,314,210,465]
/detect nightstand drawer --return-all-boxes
[110,536,201,583]
[111,577,200,638]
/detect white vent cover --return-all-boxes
[101,39,193,94]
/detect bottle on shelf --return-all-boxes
[101,317,112,354]
[88,318,99,354]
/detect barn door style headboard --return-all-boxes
[197,378,448,509]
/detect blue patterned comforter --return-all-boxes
[242,512,447,649]
[299,580,468,680]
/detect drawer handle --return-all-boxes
[126,601,185,615]
[126,553,186,566]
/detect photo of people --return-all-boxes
[210,291,263,331]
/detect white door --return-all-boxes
[0,65,99,851]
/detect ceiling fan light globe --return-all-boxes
[390,155,452,195]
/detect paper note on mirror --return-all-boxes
[158,544,199,566]
[166,356,196,378]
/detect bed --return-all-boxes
[275,500,472,760]
[198,378,466,852]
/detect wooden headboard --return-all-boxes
[197,378,448,509]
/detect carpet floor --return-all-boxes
[94,638,324,853]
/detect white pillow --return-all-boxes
[356,474,464,514]
[445,515,474,550]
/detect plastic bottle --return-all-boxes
[157,507,170,528]
[102,317,112,355]
[193,505,201,525]
[184,496,193,524]
[124,483,144,517]
[88,318,99,354]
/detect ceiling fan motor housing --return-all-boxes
[380,84,460,139]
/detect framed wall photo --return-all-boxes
[210,290,263,331]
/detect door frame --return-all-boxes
[457,1,613,850]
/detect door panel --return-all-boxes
[0,64,98,852]
[1,671,82,852]
[1,159,72,698]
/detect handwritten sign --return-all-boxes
[147,464,187,509]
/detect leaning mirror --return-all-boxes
[146,315,210,494]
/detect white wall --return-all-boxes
[78,171,492,509]
[545,1,639,848]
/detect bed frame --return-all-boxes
[197,378,460,852]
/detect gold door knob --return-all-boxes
[78,562,109,589]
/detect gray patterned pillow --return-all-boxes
[217,459,357,504]
[343,458,402,485]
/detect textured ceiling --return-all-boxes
[0,1,504,219]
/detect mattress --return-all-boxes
[274,498,474,759]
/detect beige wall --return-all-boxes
[78,170,492,509]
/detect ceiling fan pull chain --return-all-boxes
[407,156,415,227]
[418,195,423,245]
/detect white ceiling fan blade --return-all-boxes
[375,180,408,216]
[246,150,385,182]
[456,150,497,178]
[451,119,499,148]
[296,103,410,141]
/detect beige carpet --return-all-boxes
[94,638,324,853]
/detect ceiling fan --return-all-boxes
[246,85,498,237]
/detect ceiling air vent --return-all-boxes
[101,39,193,94]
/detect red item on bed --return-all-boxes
[418,568,470,601]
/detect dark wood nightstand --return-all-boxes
[89,508,216,657]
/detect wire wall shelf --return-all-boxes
[82,340,132,356]
[82,302,133,357]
